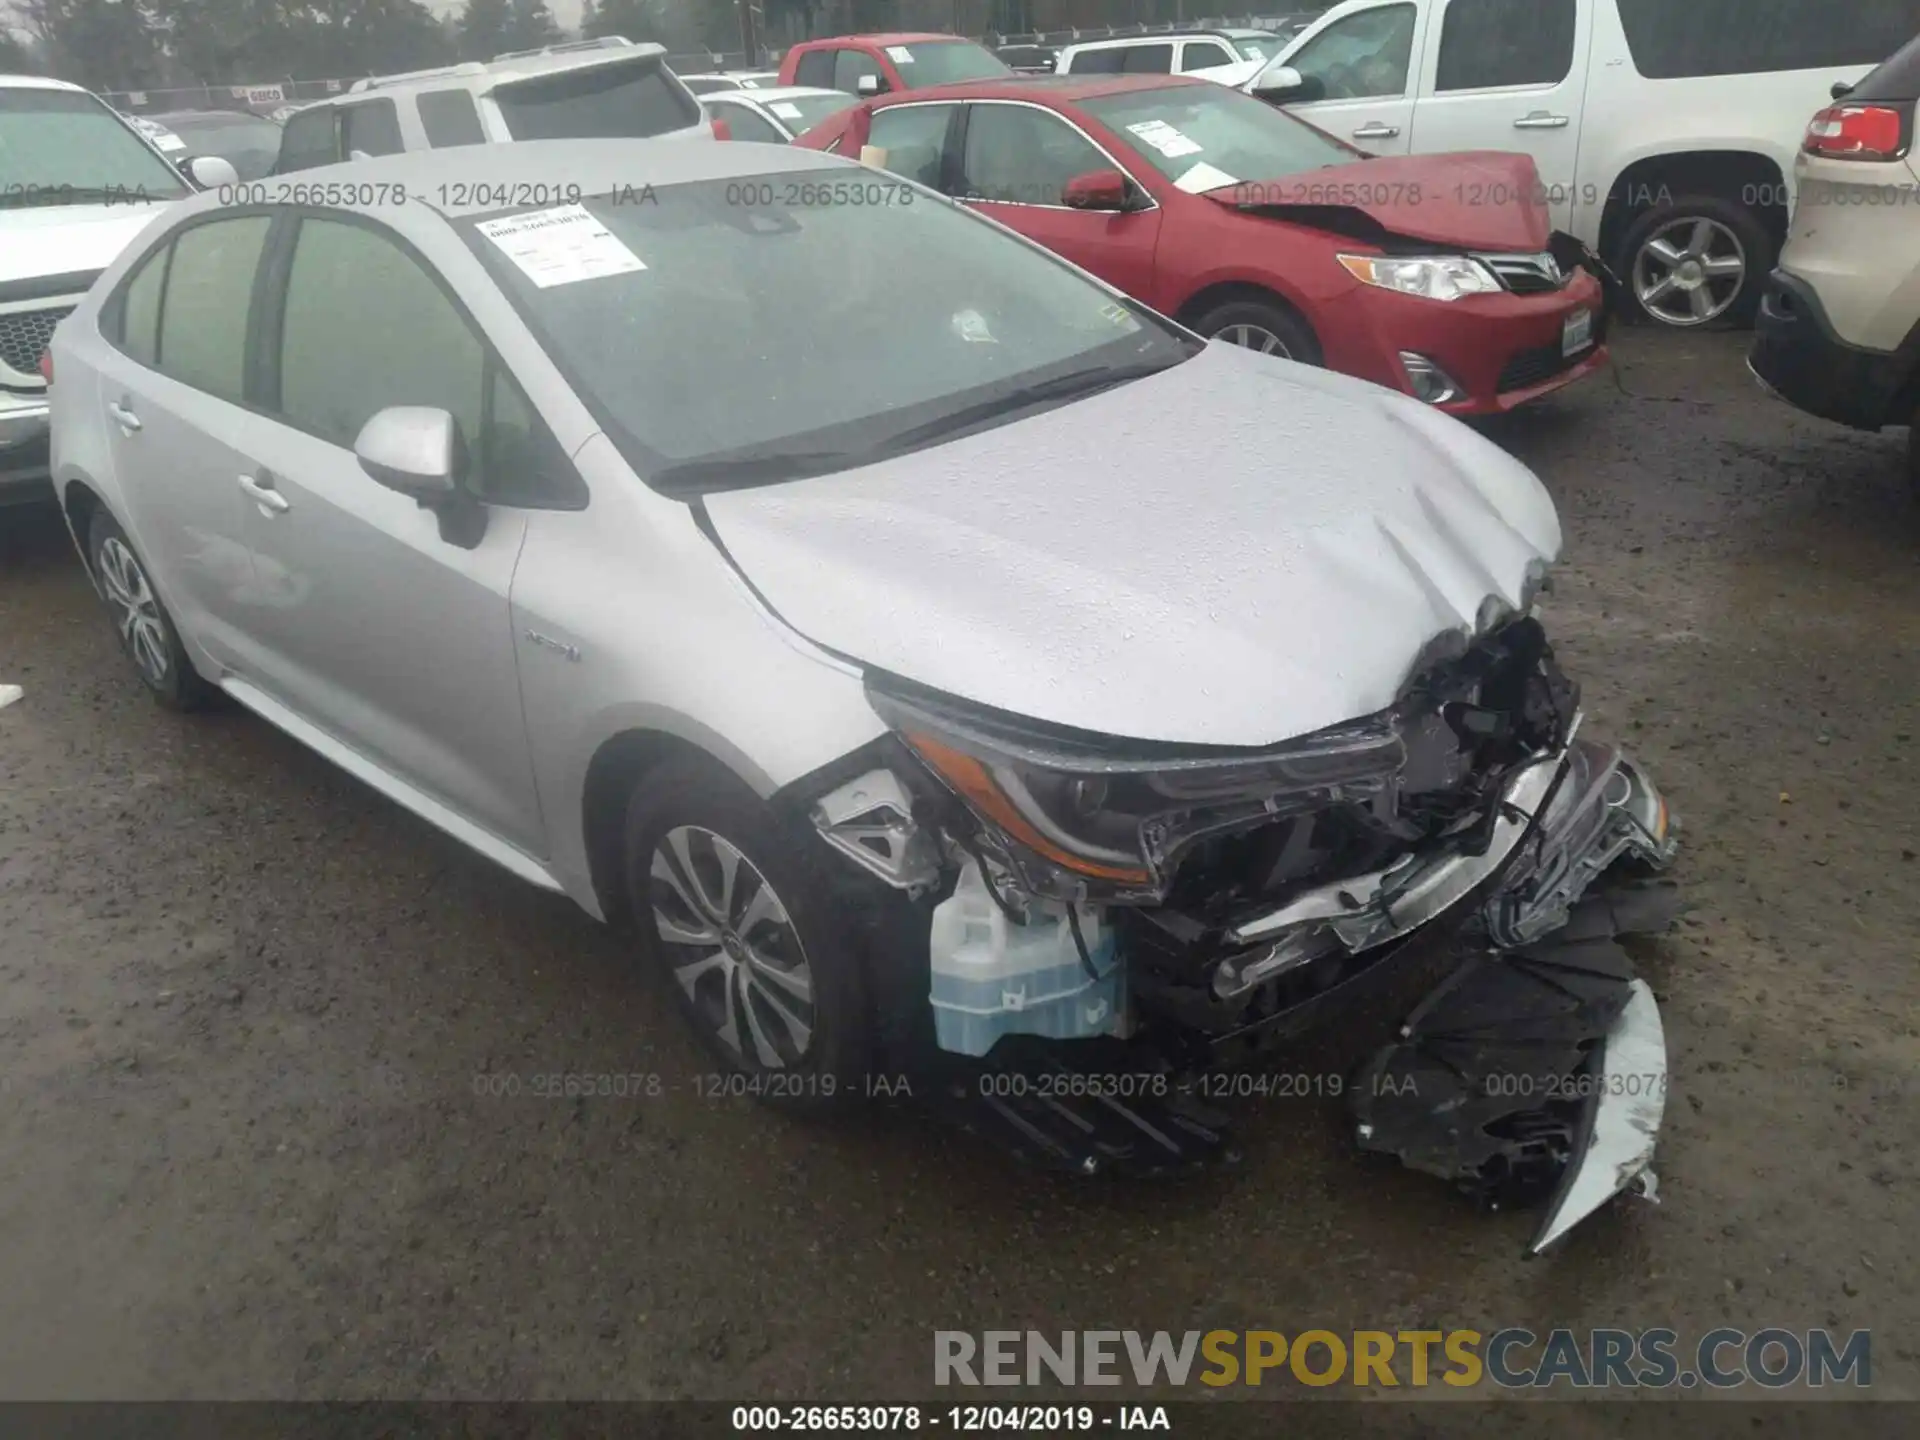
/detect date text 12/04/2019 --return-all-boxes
[730,1406,1173,1431]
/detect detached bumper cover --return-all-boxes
[1350,737,1680,1250]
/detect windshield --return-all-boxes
[771,92,859,133]
[893,40,1015,85]
[165,114,284,182]
[1235,36,1284,61]
[462,179,1194,491]
[494,58,703,139]
[0,88,189,206]
[1080,83,1359,192]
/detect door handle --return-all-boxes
[1352,122,1401,139]
[238,472,291,516]
[1514,112,1570,129]
[107,400,142,434]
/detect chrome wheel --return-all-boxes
[96,536,170,687]
[1632,217,1746,326]
[649,825,814,1069]
[1215,323,1293,357]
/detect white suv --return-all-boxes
[1749,34,1920,496]
[270,43,712,172]
[1243,0,1915,327]
[1055,29,1287,78]
[2,74,232,505]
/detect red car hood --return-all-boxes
[1204,151,1550,252]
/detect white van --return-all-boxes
[1242,0,1920,326]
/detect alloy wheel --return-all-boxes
[1215,323,1293,358]
[649,825,815,1069]
[1632,217,1746,326]
[96,536,171,687]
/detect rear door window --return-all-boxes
[865,103,959,190]
[1123,44,1176,74]
[339,99,403,157]
[156,217,272,404]
[1614,0,1920,79]
[1435,0,1577,91]
[116,246,168,368]
[494,58,700,139]
[274,106,338,172]
[1067,48,1128,75]
[709,100,786,144]
[418,89,486,147]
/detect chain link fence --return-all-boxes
[101,10,1325,115]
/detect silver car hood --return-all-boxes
[702,343,1562,748]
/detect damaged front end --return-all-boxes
[796,615,1680,1250]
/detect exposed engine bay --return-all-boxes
[788,614,1680,1253]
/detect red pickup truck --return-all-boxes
[777,33,1012,96]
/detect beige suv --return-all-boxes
[1750,35,1920,494]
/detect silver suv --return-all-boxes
[49,138,1679,1250]
[271,43,712,172]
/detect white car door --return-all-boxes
[1409,0,1594,234]
[1261,0,1429,155]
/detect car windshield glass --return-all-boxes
[779,92,860,132]
[494,58,701,139]
[1236,36,1283,60]
[1079,83,1358,191]
[462,180,1195,492]
[895,41,1015,84]
[166,115,284,180]
[0,88,189,205]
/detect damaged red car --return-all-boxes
[796,74,1608,414]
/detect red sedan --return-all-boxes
[796,75,1608,415]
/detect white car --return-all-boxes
[700,85,858,142]
[1,75,233,505]
[1238,0,1918,327]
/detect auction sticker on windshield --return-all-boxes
[1127,119,1202,159]
[888,45,915,62]
[770,102,803,120]
[476,203,646,288]
[1174,161,1238,194]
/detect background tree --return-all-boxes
[457,0,511,59]
[583,0,661,43]
[501,0,560,50]
[19,0,162,91]
[1,22,40,71]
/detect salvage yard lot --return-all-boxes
[1,326,1917,1406]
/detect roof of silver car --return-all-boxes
[192,137,850,221]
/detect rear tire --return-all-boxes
[86,509,216,712]
[1618,195,1773,329]
[1193,296,1323,364]
[622,755,872,1112]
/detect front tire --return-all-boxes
[1193,296,1323,364]
[87,509,216,711]
[1619,195,1773,329]
[622,756,872,1111]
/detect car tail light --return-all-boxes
[1804,103,1909,161]
[38,350,52,385]
[710,116,732,141]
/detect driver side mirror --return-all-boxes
[856,74,888,97]
[1251,64,1318,105]
[184,153,238,190]
[355,406,487,547]
[1062,168,1132,211]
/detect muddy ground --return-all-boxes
[1,328,1917,1423]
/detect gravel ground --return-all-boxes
[1,328,1916,1417]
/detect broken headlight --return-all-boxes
[866,679,1407,900]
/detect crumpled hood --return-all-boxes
[1206,152,1552,253]
[0,202,169,288]
[702,343,1561,748]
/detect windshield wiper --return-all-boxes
[649,448,863,495]
[870,360,1178,456]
